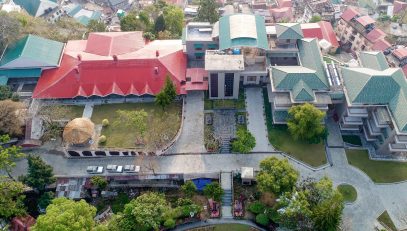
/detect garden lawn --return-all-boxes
[262,88,326,167]
[214,224,252,231]
[44,105,84,119]
[91,102,181,148]
[337,184,357,203]
[378,211,397,231]
[346,149,407,183]
[204,89,245,110]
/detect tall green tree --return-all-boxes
[120,14,147,31]
[256,157,299,195]
[0,135,25,179]
[86,19,106,33]
[196,0,219,24]
[32,198,97,231]
[117,192,171,231]
[91,176,108,190]
[21,155,55,191]
[154,14,165,33]
[287,103,327,143]
[231,128,256,153]
[181,180,197,198]
[155,75,177,109]
[203,182,224,201]
[312,191,344,231]
[0,177,26,218]
[163,6,184,37]
[277,191,313,229]
[38,192,54,211]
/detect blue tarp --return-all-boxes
[192,178,212,191]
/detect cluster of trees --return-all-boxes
[0,100,26,137]
[252,157,344,230]
[120,1,184,39]
[231,128,256,153]
[287,103,327,143]
[155,75,177,109]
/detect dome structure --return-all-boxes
[63,118,95,145]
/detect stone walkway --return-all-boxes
[82,103,94,118]
[245,88,273,152]
[167,91,205,153]
[220,172,233,218]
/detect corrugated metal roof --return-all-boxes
[276,23,304,40]
[293,80,314,101]
[0,68,42,78]
[359,52,389,71]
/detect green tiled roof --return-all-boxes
[14,0,58,17]
[276,23,304,40]
[0,35,64,68]
[0,68,42,78]
[359,52,389,71]
[342,52,407,132]
[293,80,314,101]
[271,38,329,102]
[219,14,268,50]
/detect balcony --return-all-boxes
[342,116,363,125]
[339,121,360,131]
[366,118,382,136]
[363,124,378,141]
[347,108,368,117]
[395,135,407,144]
[389,143,407,152]
[268,40,299,53]
[244,56,267,72]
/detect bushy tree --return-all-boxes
[256,214,270,226]
[0,85,12,100]
[0,135,25,179]
[163,6,184,37]
[312,191,344,231]
[155,75,177,109]
[32,198,97,231]
[143,31,155,41]
[120,14,147,31]
[256,157,298,195]
[287,103,327,143]
[86,19,106,33]
[0,12,21,50]
[181,180,197,198]
[196,0,219,24]
[38,192,54,211]
[278,191,313,230]
[0,177,26,218]
[164,218,176,229]
[22,155,55,191]
[309,15,322,23]
[231,128,256,153]
[203,182,224,201]
[0,100,26,136]
[154,14,165,33]
[248,201,266,214]
[91,176,108,190]
[117,192,171,231]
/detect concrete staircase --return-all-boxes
[220,137,231,153]
[220,172,233,218]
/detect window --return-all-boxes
[203,76,208,81]
[286,39,290,43]
[207,43,218,50]
[247,76,257,82]
[225,73,234,97]
[195,52,204,60]
[194,43,203,51]
[210,73,218,97]
[186,77,191,82]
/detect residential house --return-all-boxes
[339,51,407,156]
[65,4,103,26]
[387,47,407,77]
[336,7,391,53]
[13,0,59,19]
[301,21,340,54]
[302,0,336,22]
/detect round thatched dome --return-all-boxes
[63,118,95,145]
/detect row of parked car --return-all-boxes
[86,165,141,174]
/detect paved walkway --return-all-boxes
[245,88,273,152]
[167,91,205,153]
[220,172,233,218]
[82,103,94,118]
[175,218,266,231]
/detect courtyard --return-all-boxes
[91,102,182,150]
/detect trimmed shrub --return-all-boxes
[102,119,109,127]
[99,135,107,144]
[256,214,270,226]
[176,198,193,207]
[248,201,266,214]
[164,218,176,229]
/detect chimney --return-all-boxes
[113,55,118,61]
[156,50,159,57]
[77,54,82,61]
[154,67,159,75]
[74,66,79,74]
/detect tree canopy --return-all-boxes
[0,100,26,136]
[0,177,26,218]
[117,192,171,231]
[181,180,197,198]
[91,176,108,190]
[203,182,224,201]
[196,0,219,24]
[155,75,177,109]
[287,103,327,143]
[309,15,322,23]
[163,6,184,37]
[87,19,106,33]
[22,155,55,191]
[0,12,21,50]
[256,157,299,195]
[0,134,25,179]
[120,14,148,32]
[32,198,97,231]
[231,128,256,153]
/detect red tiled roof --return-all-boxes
[366,28,386,42]
[393,47,407,59]
[318,21,339,48]
[341,8,359,21]
[301,23,323,40]
[356,15,375,27]
[185,68,208,91]
[372,38,391,51]
[277,0,292,7]
[33,33,187,99]
[270,7,293,21]
[85,32,145,56]
[394,1,407,14]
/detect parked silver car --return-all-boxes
[86,166,104,174]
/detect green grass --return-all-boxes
[110,192,131,213]
[91,102,181,148]
[262,88,327,167]
[342,135,362,146]
[337,184,357,203]
[346,149,407,183]
[323,56,339,64]
[204,89,245,110]
[378,211,397,231]
[214,224,253,231]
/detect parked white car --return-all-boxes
[124,165,140,173]
[87,166,104,174]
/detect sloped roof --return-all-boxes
[270,7,293,21]
[276,23,304,40]
[14,0,58,17]
[393,47,407,59]
[0,34,64,69]
[318,21,339,48]
[342,52,407,132]
[85,32,145,56]
[356,15,375,27]
[359,52,389,71]
[293,80,314,101]
[394,0,407,14]
[372,38,391,51]
[341,7,359,21]
[218,14,268,50]
[33,38,187,99]
[300,23,323,39]
[366,28,386,42]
